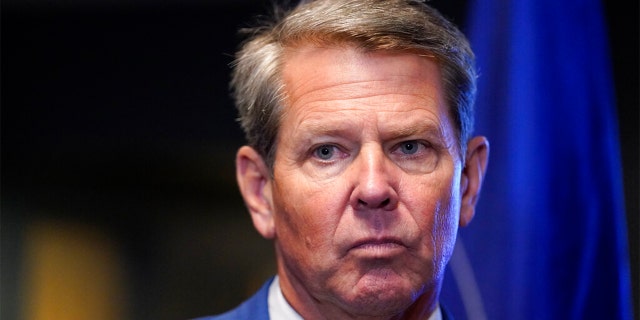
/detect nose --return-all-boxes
[350,144,398,211]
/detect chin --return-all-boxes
[343,292,415,318]
[339,271,423,316]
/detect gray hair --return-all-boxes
[231,0,477,168]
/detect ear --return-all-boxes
[459,136,489,227]
[236,146,275,239]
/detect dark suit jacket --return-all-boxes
[194,277,273,320]
[194,277,453,320]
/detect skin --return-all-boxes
[236,45,489,320]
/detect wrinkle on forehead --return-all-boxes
[295,108,447,141]
[279,44,459,155]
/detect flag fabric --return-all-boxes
[441,0,633,319]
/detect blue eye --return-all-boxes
[314,145,335,160]
[400,141,419,154]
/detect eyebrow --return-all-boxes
[295,119,361,142]
[380,118,447,141]
[296,116,447,143]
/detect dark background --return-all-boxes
[2,1,637,319]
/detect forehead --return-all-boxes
[281,45,442,97]
[279,45,452,130]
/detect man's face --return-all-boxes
[244,46,468,317]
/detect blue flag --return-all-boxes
[441,0,633,319]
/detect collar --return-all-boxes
[268,276,304,320]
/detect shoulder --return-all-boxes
[192,277,274,320]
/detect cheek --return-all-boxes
[272,179,346,251]
[433,201,459,248]
[406,170,461,242]
[429,172,462,264]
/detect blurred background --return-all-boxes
[2,0,637,319]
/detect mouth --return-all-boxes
[349,237,407,258]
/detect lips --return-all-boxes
[352,237,404,248]
[349,237,407,257]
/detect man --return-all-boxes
[200,0,489,319]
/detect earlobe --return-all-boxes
[459,136,490,227]
[236,146,276,239]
